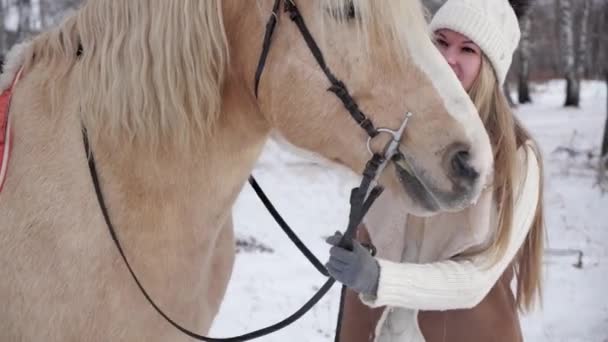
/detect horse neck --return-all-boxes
[91,79,269,238]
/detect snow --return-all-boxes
[208,80,608,341]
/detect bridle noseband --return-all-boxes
[83,0,413,341]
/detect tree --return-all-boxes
[17,0,32,40]
[504,82,516,107]
[602,70,608,169]
[576,0,591,80]
[518,7,533,104]
[1,0,5,68]
[39,0,83,28]
[559,0,579,107]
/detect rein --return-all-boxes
[82,0,412,340]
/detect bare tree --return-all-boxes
[559,0,579,107]
[1,0,5,66]
[602,70,608,168]
[590,0,608,79]
[39,0,82,28]
[600,3,608,173]
[577,0,591,79]
[518,7,533,103]
[17,0,32,40]
[504,82,516,107]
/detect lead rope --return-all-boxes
[83,127,387,341]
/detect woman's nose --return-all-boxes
[444,49,457,66]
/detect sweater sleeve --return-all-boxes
[361,143,541,310]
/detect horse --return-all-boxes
[0,0,493,340]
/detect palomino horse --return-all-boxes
[0,0,493,340]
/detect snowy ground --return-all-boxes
[209,80,608,342]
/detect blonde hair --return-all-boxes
[468,56,545,312]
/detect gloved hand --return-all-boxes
[325,231,380,296]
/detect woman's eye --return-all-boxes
[463,46,477,54]
[435,39,448,47]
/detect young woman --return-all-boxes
[325,0,544,341]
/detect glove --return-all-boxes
[325,231,380,296]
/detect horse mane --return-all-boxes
[319,0,431,72]
[23,0,228,150]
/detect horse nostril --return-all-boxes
[450,150,479,183]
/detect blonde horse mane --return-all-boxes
[14,0,429,150]
[318,0,431,70]
[19,0,227,151]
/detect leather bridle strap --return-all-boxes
[254,0,379,138]
[254,0,281,98]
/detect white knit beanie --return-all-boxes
[430,0,521,85]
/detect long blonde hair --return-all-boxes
[468,56,545,312]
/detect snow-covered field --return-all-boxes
[209,80,608,341]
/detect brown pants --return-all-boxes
[337,269,522,342]
[336,226,523,342]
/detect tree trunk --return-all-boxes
[559,0,579,107]
[602,71,608,168]
[18,0,32,40]
[0,0,5,70]
[504,82,516,107]
[518,11,532,104]
[577,0,591,79]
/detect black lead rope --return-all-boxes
[248,176,329,277]
[333,155,384,342]
[83,127,384,341]
[83,129,336,341]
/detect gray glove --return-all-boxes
[325,231,380,296]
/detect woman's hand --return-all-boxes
[325,231,380,296]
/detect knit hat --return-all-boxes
[430,0,521,85]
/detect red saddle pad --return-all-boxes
[0,69,20,193]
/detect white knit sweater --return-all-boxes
[361,142,541,341]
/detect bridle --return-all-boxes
[82,0,413,340]
[256,0,379,138]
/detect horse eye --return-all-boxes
[327,1,357,21]
[345,1,356,19]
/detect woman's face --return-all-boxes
[434,29,482,92]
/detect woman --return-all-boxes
[325,0,544,341]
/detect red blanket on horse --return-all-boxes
[0,70,19,193]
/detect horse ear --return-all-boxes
[508,0,532,19]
